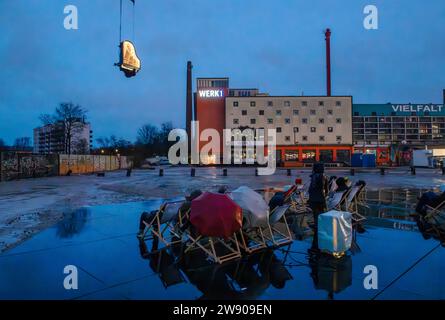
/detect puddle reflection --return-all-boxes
[56,208,91,238]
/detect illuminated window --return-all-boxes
[285,150,299,161]
[302,149,316,162]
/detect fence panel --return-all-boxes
[1,152,59,181]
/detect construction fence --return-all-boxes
[0,152,132,181]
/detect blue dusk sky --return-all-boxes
[0,0,444,145]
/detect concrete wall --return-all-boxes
[58,155,131,175]
[0,152,59,181]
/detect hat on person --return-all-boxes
[186,189,202,201]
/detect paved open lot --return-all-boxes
[1,166,445,252]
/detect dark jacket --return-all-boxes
[308,164,329,205]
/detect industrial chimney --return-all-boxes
[186,61,193,154]
[325,28,332,96]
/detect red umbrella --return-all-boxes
[190,192,242,238]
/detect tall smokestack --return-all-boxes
[325,28,332,96]
[186,61,193,154]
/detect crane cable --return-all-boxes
[119,0,122,43]
[119,0,136,43]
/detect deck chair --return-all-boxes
[238,223,268,254]
[423,201,445,243]
[327,189,351,211]
[141,200,185,247]
[182,219,242,264]
[424,200,445,224]
[286,185,309,212]
[262,204,293,247]
[346,185,367,224]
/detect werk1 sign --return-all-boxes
[198,89,225,99]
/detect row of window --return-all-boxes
[239,109,336,116]
[233,101,343,107]
[354,112,439,117]
[353,116,445,122]
[281,135,343,142]
[233,118,342,125]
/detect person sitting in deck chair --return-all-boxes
[137,189,202,238]
[177,189,203,234]
[415,185,445,217]
[335,177,351,192]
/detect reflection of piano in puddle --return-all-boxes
[116,40,141,78]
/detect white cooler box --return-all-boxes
[318,210,352,255]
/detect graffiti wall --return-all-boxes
[0,152,59,181]
[0,153,132,181]
[58,155,131,175]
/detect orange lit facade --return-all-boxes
[195,78,229,160]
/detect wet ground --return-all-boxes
[0,188,444,300]
[1,166,445,252]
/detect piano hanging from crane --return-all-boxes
[115,0,141,78]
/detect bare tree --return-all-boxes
[40,102,87,154]
[74,138,89,154]
[96,135,132,149]
[136,124,159,146]
[13,137,31,151]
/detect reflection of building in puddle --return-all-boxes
[309,254,352,300]
[360,188,432,222]
[138,239,293,299]
[56,208,90,238]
